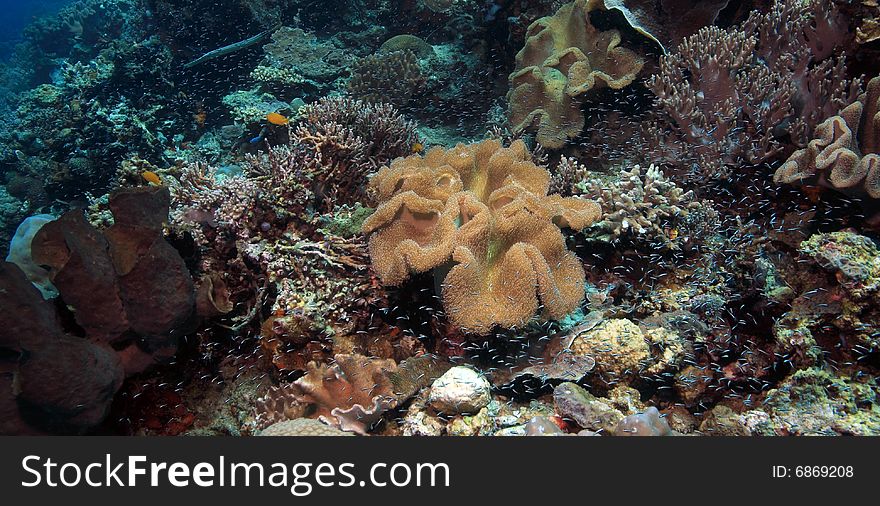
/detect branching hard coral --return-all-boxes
[647,0,862,178]
[578,164,718,250]
[348,50,426,109]
[775,75,880,198]
[168,100,417,365]
[507,0,645,149]
[295,96,420,206]
[362,139,601,334]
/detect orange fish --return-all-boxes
[142,171,162,185]
[267,112,289,125]
[412,142,424,153]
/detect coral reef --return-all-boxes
[363,138,601,334]
[507,0,645,148]
[0,0,879,440]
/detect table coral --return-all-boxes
[775,75,880,197]
[362,138,601,334]
[507,0,645,149]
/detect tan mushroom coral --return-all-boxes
[775,75,880,197]
[363,139,601,334]
[507,0,645,149]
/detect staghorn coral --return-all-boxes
[362,139,601,334]
[507,0,645,149]
[348,50,426,109]
[647,0,862,178]
[774,75,880,197]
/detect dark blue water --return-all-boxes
[0,0,71,59]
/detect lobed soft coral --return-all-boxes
[775,75,880,197]
[507,0,645,149]
[362,139,601,334]
[256,353,398,435]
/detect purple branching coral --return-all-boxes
[295,96,420,207]
[167,98,415,341]
[646,0,861,179]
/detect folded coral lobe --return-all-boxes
[507,0,644,149]
[363,139,601,334]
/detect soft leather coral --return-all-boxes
[507,0,645,149]
[363,139,601,334]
